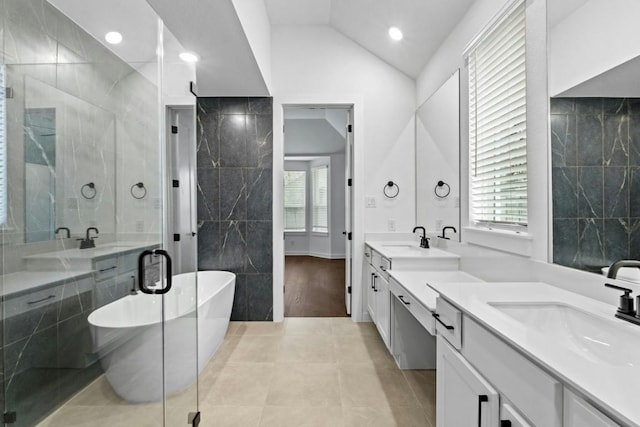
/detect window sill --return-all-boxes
[463,226,532,257]
[311,231,329,237]
[285,231,307,236]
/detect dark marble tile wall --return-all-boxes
[551,98,640,272]
[197,97,273,321]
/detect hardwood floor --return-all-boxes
[284,256,348,317]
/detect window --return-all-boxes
[0,65,6,228]
[312,165,328,234]
[284,170,306,232]
[468,1,527,228]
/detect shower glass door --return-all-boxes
[0,0,199,425]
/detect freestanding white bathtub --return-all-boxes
[88,271,235,402]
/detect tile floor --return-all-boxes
[38,318,436,427]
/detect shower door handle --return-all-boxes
[138,249,173,295]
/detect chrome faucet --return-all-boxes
[78,227,99,249]
[605,260,640,326]
[412,226,430,249]
[55,227,70,239]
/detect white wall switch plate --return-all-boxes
[365,196,377,208]
[388,218,396,231]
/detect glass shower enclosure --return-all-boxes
[0,0,198,425]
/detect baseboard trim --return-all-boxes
[284,251,346,260]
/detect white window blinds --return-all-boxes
[284,170,306,232]
[468,1,527,227]
[312,165,328,234]
[0,65,6,228]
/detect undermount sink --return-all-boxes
[489,302,640,367]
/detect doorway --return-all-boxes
[282,106,353,317]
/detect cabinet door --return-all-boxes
[501,403,532,427]
[374,273,391,349]
[436,336,499,427]
[366,264,376,321]
[564,390,618,427]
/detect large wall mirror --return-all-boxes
[416,70,461,241]
[24,77,116,243]
[548,0,640,275]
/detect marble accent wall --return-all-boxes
[551,98,640,272]
[197,98,273,320]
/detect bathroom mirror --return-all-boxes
[24,77,116,242]
[548,0,640,274]
[415,70,461,240]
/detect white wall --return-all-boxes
[231,0,272,93]
[272,25,416,321]
[548,0,640,97]
[273,26,416,233]
[415,0,549,262]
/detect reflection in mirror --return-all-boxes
[415,70,461,241]
[548,0,640,276]
[23,77,116,243]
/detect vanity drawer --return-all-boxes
[390,277,436,335]
[95,256,118,282]
[411,298,435,335]
[464,318,562,427]
[434,297,462,349]
[118,251,137,274]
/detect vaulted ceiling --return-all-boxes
[265,0,476,79]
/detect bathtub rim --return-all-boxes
[87,270,236,329]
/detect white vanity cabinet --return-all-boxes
[374,271,391,348]
[436,335,499,427]
[435,296,564,427]
[564,390,618,427]
[365,247,391,349]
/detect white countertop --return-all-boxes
[429,281,640,426]
[1,270,94,297]
[388,270,484,311]
[366,240,460,260]
[23,241,159,261]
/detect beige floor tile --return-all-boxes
[331,319,379,338]
[403,370,436,423]
[64,376,126,407]
[37,405,163,427]
[284,317,334,335]
[333,334,397,368]
[231,321,285,336]
[226,322,242,336]
[208,335,242,365]
[224,335,283,363]
[266,363,341,407]
[197,405,263,427]
[279,334,336,363]
[259,406,344,427]
[203,363,274,406]
[338,364,419,408]
[344,406,430,427]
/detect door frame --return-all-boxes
[273,95,365,322]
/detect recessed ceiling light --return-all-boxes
[179,52,199,63]
[388,27,403,41]
[105,31,123,45]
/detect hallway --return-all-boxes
[284,256,348,317]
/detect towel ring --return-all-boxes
[130,182,147,200]
[434,180,450,198]
[81,182,96,199]
[383,181,400,199]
